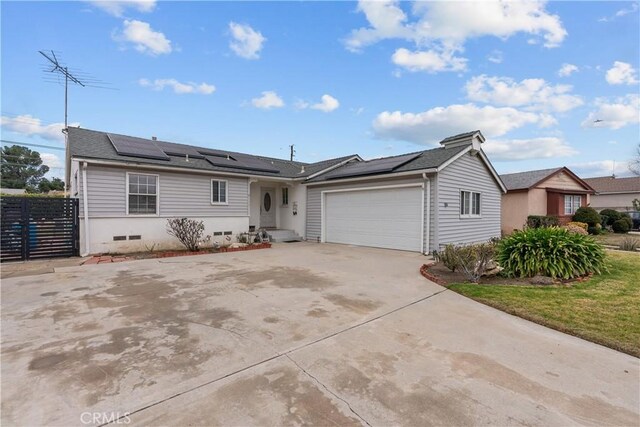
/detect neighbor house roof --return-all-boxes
[67,127,358,179]
[583,176,640,194]
[500,167,594,193]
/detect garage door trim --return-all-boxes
[320,183,425,252]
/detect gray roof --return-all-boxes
[306,145,468,182]
[499,167,562,191]
[439,130,481,145]
[67,127,357,179]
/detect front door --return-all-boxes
[260,187,276,228]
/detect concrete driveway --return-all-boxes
[1,243,638,426]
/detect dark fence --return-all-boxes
[1,197,79,262]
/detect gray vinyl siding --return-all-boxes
[305,176,427,249]
[436,151,501,247]
[83,165,248,218]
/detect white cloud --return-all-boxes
[582,94,640,130]
[605,61,639,85]
[40,153,63,168]
[484,137,577,161]
[87,0,156,17]
[345,0,567,65]
[487,50,503,64]
[0,115,78,142]
[138,78,215,94]
[569,160,633,178]
[311,95,340,112]
[599,2,639,22]
[465,75,583,112]
[558,63,579,77]
[391,47,467,73]
[113,19,172,55]
[372,103,549,145]
[251,91,284,109]
[228,22,266,60]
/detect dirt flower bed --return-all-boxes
[421,262,589,287]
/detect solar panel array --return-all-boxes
[108,134,281,173]
[203,154,280,173]
[154,141,205,159]
[108,134,170,161]
[327,152,421,179]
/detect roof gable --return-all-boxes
[501,167,593,193]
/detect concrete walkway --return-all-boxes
[1,243,638,426]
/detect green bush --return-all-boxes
[526,215,559,228]
[572,207,601,228]
[620,213,633,229]
[599,209,622,226]
[612,219,630,234]
[497,227,606,279]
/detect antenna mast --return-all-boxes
[39,50,87,129]
[289,144,295,161]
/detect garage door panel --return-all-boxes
[324,187,422,252]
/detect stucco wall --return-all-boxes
[591,193,640,211]
[501,191,529,234]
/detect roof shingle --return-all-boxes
[583,176,640,194]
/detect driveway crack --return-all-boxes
[285,353,372,427]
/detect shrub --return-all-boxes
[563,224,588,235]
[599,209,622,226]
[572,207,601,228]
[612,219,630,234]
[166,218,205,251]
[588,225,604,235]
[566,221,588,231]
[620,213,633,229]
[439,242,496,282]
[526,215,559,228]
[619,237,639,252]
[439,244,459,272]
[497,227,606,279]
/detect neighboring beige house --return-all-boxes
[500,167,595,234]
[582,176,640,212]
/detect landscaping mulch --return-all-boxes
[83,243,272,264]
[420,262,588,287]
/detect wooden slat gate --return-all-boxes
[1,197,80,262]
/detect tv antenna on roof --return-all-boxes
[39,50,113,129]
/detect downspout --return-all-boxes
[423,173,430,255]
[81,162,90,256]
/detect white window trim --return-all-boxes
[126,172,160,217]
[564,194,581,215]
[211,179,229,205]
[459,190,482,218]
[281,187,289,207]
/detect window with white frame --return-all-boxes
[128,173,158,215]
[460,190,481,217]
[211,179,228,204]
[564,195,581,215]
[282,187,289,206]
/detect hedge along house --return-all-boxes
[67,128,505,255]
[499,167,595,234]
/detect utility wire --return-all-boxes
[0,139,65,151]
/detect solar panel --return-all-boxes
[203,154,280,174]
[327,153,421,179]
[154,141,205,159]
[108,134,170,161]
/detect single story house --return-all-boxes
[66,128,506,255]
[500,167,595,234]
[582,176,640,212]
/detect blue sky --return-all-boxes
[1,0,639,180]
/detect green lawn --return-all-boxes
[449,251,640,357]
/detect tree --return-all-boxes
[1,145,50,190]
[630,143,640,176]
[38,177,65,193]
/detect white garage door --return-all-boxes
[324,186,423,252]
